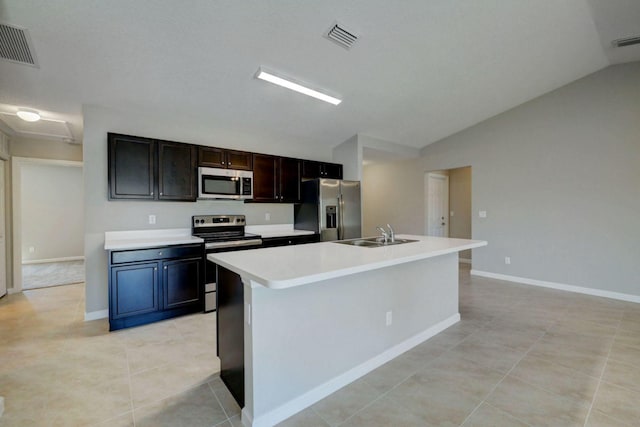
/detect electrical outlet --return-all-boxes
[28,246,35,253]
[265,212,271,221]
[148,214,156,225]
[505,256,511,265]
[479,210,487,218]
[450,211,455,217]
[386,311,393,326]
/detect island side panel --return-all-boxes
[246,252,459,424]
[217,266,245,408]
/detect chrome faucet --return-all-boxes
[376,226,389,244]
[386,224,395,243]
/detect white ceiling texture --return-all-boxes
[0,0,638,150]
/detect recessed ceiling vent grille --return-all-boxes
[325,22,358,50]
[612,35,640,48]
[0,23,38,67]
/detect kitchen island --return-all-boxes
[209,235,486,427]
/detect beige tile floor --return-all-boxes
[277,266,640,427]
[0,283,239,427]
[1,265,639,426]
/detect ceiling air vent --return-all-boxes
[0,23,38,67]
[325,22,358,50]
[612,35,640,48]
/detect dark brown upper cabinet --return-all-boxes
[301,160,343,180]
[251,154,300,203]
[199,146,252,170]
[108,133,197,202]
[108,133,156,200]
[158,140,197,201]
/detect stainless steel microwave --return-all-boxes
[198,167,253,200]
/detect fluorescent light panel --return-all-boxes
[256,68,341,105]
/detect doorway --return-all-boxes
[425,167,472,263]
[12,157,84,292]
[426,172,449,237]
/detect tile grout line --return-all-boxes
[457,327,547,426]
[208,380,233,424]
[582,312,623,427]
[336,326,485,426]
[125,340,136,427]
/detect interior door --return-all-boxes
[427,173,449,237]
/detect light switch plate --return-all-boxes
[148,214,156,224]
[479,211,487,218]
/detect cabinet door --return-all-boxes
[322,162,343,179]
[301,160,321,179]
[162,257,202,310]
[108,133,156,200]
[198,147,226,168]
[252,154,278,201]
[158,141,197,201]
[226,150,253,170]
[110,262,159,319]
[279,157,301,203]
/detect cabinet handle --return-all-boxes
[159,192,163,196]
[228,161,232,165]
[164,266,167,270]
[158,251,163,255]
[151,191,154,196]
[221,161,225,165]
[154,267,157,271]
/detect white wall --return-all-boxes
[21,163,83,262]
[416,62,639,298]
[362,63,640,298]
[83,105,336,313]
[362,158,425,237]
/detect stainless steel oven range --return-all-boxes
[191,214,262,312]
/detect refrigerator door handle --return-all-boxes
[338,194,344,240]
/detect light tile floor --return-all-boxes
[278,265,640,427]
[1,266,639,426]
[0,283,238,427]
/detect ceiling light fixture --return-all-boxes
[255,67,342,106]
[16,109,41,122]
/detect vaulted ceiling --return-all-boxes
[0,0,638,149]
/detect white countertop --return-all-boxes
[104,228,204,250]
[209,235,487,289]
[245,224,316,239]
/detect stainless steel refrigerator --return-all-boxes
[294,179,361,241]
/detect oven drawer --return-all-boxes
[111,244,203,264]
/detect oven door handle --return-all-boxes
[205,239,263,250]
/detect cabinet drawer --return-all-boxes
[111,244,203,264]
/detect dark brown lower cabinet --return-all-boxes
[108,244,204,331]
[217,265,245,407]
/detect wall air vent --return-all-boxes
[325,22,358,50]
[0,23,38,67]
[612,35,640,48]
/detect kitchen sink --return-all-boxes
[335,237,418,247]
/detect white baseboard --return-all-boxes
[22,256,84,265]
[84,309,108,321]
[470,270,640,304]
[459,258,472,265]
[247,313,461,427]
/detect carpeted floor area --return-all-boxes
[22,260,85,289]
